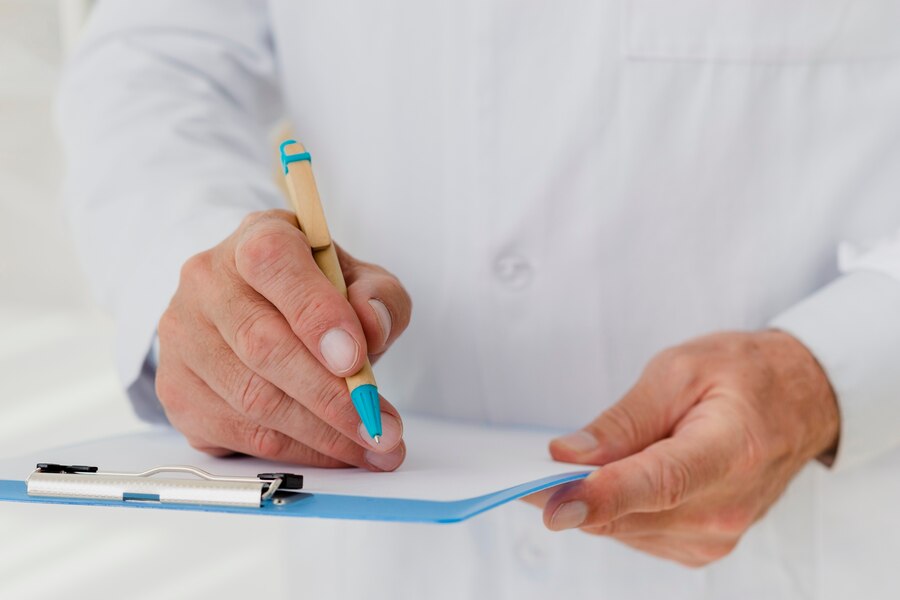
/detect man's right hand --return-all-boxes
[155,210,412,471]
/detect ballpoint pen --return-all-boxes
[279,139,383,443]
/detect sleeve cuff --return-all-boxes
[113,204,256,390]
[126,353,170,425]
[770,271,900,470]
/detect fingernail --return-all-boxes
[550,501,588,531]
[358,413,403,450]
[319,328,359,374]
[368,299,392,346]
[553,430,599,454]
[365,445,404,471]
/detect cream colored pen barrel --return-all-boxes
[282,140,378,394]
[312,244,377,390]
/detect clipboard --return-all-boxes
[0,416,592,523]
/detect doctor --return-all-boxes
[60,1,900,598]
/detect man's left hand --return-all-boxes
[530,330,840,567]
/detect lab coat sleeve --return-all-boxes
[58,0,283,421]
[771,233,900,470]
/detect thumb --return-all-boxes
[550,371,694,466]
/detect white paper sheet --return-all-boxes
[0,415,592,502]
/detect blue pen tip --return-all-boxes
[350,384,382,439]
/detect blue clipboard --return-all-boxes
[0,417,592,523]
[0,471,588,523]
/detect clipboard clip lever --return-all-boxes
[35,463,98,474]
[256,472,305,499]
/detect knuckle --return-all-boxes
[154,370,183,414]
[184,436,234,458]
[247,424,287,459]
[233,308,284,370]
[237,372,285,423]
[287,292,335,340]
[648,345,680,370]
[600,404,645,445]
[185,437,210,453]
[649,346,699,388]
[239,210,268,230]
[655,455,692,509]
[237,226,293,276]
[318,380,354,427]
[157,307,179,343]
[179,251,213,288]
[737,419,770,471]
[705,507,755,536]
[317,424,352,458]
[722,332,755,358]
[385,279,413,331]
[662,351,697,381]
[588,468,626,521]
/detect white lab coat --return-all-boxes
[59,1,900,598]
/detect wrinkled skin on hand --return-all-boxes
[528,330,839,567]
[156,209,412,472]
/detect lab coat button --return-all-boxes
[515,535,547,569]
[493,254,533,289]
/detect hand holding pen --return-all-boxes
[154,150,411,471]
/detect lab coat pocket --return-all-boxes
[625,0,900,62]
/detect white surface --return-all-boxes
[1,416,589,502]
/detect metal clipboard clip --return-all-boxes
[26,463,304,508]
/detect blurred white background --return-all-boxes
[0,2,291,597]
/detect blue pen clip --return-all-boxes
[279,139,311,174]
